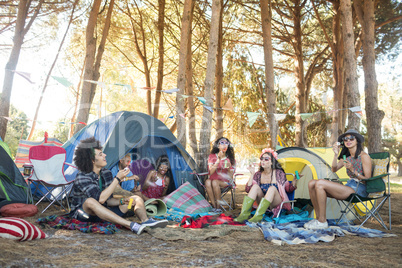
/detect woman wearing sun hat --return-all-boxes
[234,148,297,223]
[304,129,372,230]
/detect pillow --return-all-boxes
[0,203,38,218]
[0,217,47,241]
[372,158,389,177]
[163,182,211,214]
[368,158,389,198]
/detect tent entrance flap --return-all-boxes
[125,136,195,189]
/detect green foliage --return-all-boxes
[4,105,29,158]
[52,121,70,144]
[375,0,402,61]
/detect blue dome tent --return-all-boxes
[62,111,200,193]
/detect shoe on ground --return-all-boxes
[307,220,328,230]
[303,219,317,229]
[141,217,168,228]
[217,200,226,206]
[130,222,145,235]
[211,208,222,213]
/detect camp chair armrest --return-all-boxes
[326,178,347,183]
[361,173,390,182]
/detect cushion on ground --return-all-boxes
[163,182,211,214]
[0,217,47,241]
[0,203,38,218]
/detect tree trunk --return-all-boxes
[185,1,198,163]
[260,0,277,149]
[199,0,221,171]
[341,0,360,131]
[293,2,307,147]
[153,0,165,119]
[215,1,224,140]
[75,0,115,134]
[126,1,152,115]
[330,1,345,144]
[0,0,43,140]
[28,0,78,140]
[355,0,384,153]
[176,0,194,148]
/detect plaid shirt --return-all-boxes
[70,168,114,217]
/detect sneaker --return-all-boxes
[130,222,145,235]
[211,208,222,213]
[303,219,318,229]
[141,218,168,228]
[307,220,328,230]
[217,200,226,206]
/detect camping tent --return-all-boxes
[62,111,200,193]
[277,147,350,220]
[0,139,12,157]
[0,145,29,205]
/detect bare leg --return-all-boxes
[205,179,216,208]
[213,180,227,204]
[247,184,264,201]
[122,195,148,222]
[264,186,282,208]
[308,180,320,219]
[314,179,355,223]
[83,198,132,229]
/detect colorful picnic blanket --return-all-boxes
[179,213,245,228]
[253,220,397,245]
[163,182,211,214]
[154,207,212,222]
[37,215,122,235]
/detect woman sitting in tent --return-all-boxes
[304,129,372,230]
[205,137,236,213]
[234,148,297,223]
[140,155,171,200]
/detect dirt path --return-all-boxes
[1,184,401,267]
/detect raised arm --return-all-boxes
[141,170,156,191]
[331,142,344,172]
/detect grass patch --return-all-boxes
[390,183,402,193]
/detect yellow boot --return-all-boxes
[234,196,254,223]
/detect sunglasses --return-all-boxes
[260,157,271,161]
[342,135,356,142]
[219,140,230,145]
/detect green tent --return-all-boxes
[0,139,12,157]
[0,145,29,205]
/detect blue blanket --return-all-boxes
[251,219,397,245]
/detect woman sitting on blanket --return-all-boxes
[234,148,297,223]
[140,155,171,201]
[304,129,372,230]
[206,137,236,213]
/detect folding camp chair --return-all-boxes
[27,145,77,213]
[193,171,242,211]
[336,152,391,230]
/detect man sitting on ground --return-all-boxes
[69,137,168,234]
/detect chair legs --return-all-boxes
[336,194,391,231]
[30,182,73,213]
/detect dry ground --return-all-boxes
[0,178,401,268]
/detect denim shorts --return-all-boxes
[345,179,368,197]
